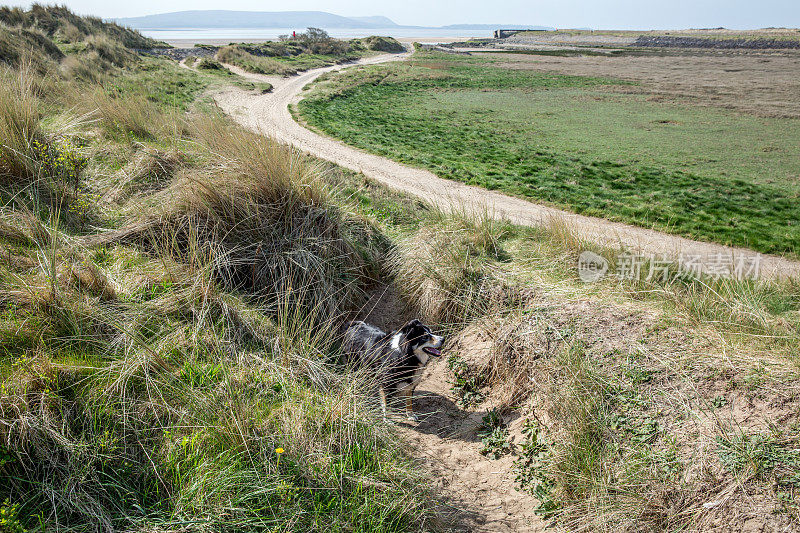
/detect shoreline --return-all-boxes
[161,36,470,47]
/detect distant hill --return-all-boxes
[116,10,542,31]
[440,24,554,30]
[349,16,399,27]
[117,10,395,29]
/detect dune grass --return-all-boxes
[0,4,166,48]
[0,15,432,530]
[216,45,300,76]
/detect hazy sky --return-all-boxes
[6,0,800,29]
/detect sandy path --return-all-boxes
[359,288,546,532]
[213,53,800,280]
[403,359,545,532]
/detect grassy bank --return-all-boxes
[298,51,800,256]
[0,9,429,531]
[379,194,800,531]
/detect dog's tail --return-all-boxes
[338,320,367,368]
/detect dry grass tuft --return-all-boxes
[91,115,378,318]
[390,208,516,325]
[83,34,135,68]
[0,66,43,182]
[88,88,181,140]
[104,147,184,203]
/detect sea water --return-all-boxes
[140,27,494,43]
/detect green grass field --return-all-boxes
[299,52,800,256]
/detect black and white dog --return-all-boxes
[342,319,444,421]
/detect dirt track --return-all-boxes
[213,53,800,280]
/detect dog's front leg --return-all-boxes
[378,386,388,421]
[398,384,418,421]
[405,395,418,421]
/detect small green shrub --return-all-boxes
[514,419,560,519]
[717,430,800,484]
[447,355,485,407]
[0,499,25,533]
[478,409,512,459]
[196,57,226,71]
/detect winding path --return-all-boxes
[213,53,800,280]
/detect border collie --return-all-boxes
[342,319,444,421]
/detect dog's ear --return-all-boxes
[400,319,422,334]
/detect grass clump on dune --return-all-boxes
[390,209,514,325]
[196,56,226,71]
[353,36,405,53]
[0,25,63,71]
[0,67,44,182]
[0,4,166,48]
[97,113,382,318]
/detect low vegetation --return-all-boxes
[215,28,403,76]
[195,56,225,71]
[510,28,800,41]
